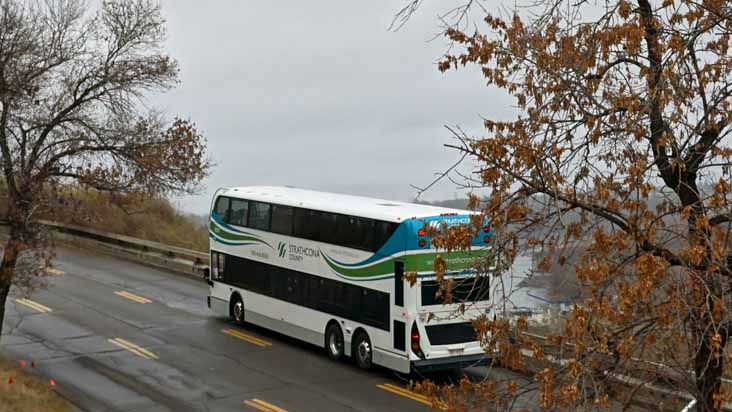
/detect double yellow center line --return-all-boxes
[16,298,52,313]
[109,338,159,360]
[243,398,287,412]
[377,383,435,407]
[222,329,272,347]
[114,290,152,304]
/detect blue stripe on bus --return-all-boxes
[211,212,259,236]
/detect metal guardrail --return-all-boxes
[38,220,209,265]
[0,219,209,278]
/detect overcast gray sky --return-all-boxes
[151,1,512,214]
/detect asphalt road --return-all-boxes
[0,246,535,412]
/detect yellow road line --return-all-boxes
[243,398,288,412]
[244,400,273,412]
[109,338,151,359]
[250,398,287,412]
[108,338,159,360]
[46,268,64,276]
[16,298,52,313]
[114,290,152,304]
[222,329,272,347]
[377,383,433,407]
[113,337,159,359]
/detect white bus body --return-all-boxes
[206,186,492,373]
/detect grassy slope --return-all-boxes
[0,185,209,252]
[0,357,71,412]
[48,190,209,252]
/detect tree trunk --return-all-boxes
[0,279,9,337]
[0,235,20,338]
[694,330,727,412]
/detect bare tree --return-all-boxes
[400,0,732,411]
[0,0,209,335]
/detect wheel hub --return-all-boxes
[234,301,243,321]
[329,332,342,355]
[358,340,371,359]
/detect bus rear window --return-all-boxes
[421,276,490,306]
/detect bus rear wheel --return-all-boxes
[353,331,372,370]
[231,294,245,326]
[325,323,344,361]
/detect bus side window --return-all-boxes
[271,204,294,235]
[359,218,377,251]
[336,216,376,251]
[394,261,404,307]
[248,201,271,231]
[214,197,230,221]
[361,288,389,330]
[229,199,249,226]
[294,208,318,240]
[333,214,354,248]
[317,212,338,244]
[374,221,397,250]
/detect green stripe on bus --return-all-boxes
[323,249,490,279]
[322,254,397,278]
[209,222,273,249]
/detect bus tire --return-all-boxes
[230,294,245,326]
[353,331,372,370]
[325,322,344,361]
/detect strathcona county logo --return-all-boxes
[428,217,470,229]
[278,242,320,262]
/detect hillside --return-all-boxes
[0,188,209,253]
[52,190,209,252]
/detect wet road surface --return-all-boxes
[1,246,533,412]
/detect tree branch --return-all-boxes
[709,213,732,226]
[585,57,644,80]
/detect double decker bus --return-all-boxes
[206,186,492,373]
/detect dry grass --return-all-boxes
[0,186,209,252]
[0,357,72,412]
[51,190,209,252]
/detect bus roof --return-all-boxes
[218,186,474,223]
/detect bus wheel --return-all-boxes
[353,331,372,370]
[325,323,344,361]
[231,294,245,326]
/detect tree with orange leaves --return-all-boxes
[398,0,732,411]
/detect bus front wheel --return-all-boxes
[353,331,372,370]
[230,294,245,326]
[325,323,344,361]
